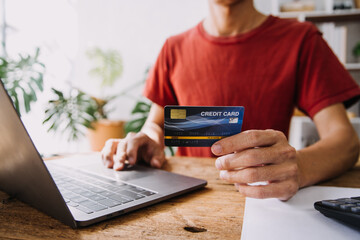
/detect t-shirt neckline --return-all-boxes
[198,15,275,44]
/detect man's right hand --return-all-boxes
[101,132,166,171]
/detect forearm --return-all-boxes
[297,126,359,188]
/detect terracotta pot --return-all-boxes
[87,119,126,151]
[356,0,360,8]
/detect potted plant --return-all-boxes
[85,47,126,151]
[0,2,45,116]
[0,48,45,115]
[44,47,134,151]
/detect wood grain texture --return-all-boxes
[1,156,359,239]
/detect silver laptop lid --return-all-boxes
[0,80,75,227]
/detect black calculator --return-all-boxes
[314,197,360,228]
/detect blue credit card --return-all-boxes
[164,106,245,147]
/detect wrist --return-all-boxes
[296,150,307,188]
[141,122,164,148]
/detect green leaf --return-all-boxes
[11,90,20,116]
[43,111,56,124]
[87,47,123,87]
[21,87,31,113]
[32,74,44,91]
[125,117,147,134]
[27,82,37,102]
[166,146,175,156]
[131,101,151,114]
[51,88,64,98]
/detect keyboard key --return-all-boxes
[87,186,107,193]
[87,204,108,212]
[62,192,78,199]
[101,179,117,184]
[126,186,146,193]
[101,191,116,197]
[70,195,88,203]
[66,185,80,191]
[113,181,126,186]
[117,190,145,200]
[88,195,106,201]
[98,199,122,207]
[79,200,98,208]
[104,185,124,192]
[340,204,357,210]
[96,183,112,188]
[108,194,133,204]
[71,187,85,193]
[141,191,156,196]
[67,201,79,207]
[79,191,97,198]
[76,205,93,214]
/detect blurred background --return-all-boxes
[1,0,359,155]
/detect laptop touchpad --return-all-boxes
[82,162,155,182]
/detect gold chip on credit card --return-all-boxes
[170,109,186,119]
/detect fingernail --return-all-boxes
[128,157,134,165]
[220,170,226,179]
[114,162,124,171]
[215,159,222,169]
[212,144,222,155]
[105,160,112,168]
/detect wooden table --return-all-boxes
[1,156,360,239]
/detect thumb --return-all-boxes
[150,148,166,168]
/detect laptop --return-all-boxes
[0,80,207,228]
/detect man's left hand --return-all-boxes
[211,129,300,201]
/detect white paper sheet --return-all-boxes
[241,186,360,240]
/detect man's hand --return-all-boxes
[212,129,300,201]
[101,132,166,171]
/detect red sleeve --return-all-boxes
[296,26,360,118]
[143,40,178,107]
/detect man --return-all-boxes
[101,0,360,200]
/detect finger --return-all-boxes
[113,139,128,171]
[219,163,298,184]
[126,132,149,165]
[234,180,299,200]
[101,139,119,168]
[211,130,286,156]
[150,150,166,168]
[215,145,296,170]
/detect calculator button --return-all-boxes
[339,198,360,204]
[321,200,342,207]
[351,206,360,213]
[340,204,357,210]
[350,197,360,200]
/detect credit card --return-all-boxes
[164,106,244,147]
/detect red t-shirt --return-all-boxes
[143,16,360,157]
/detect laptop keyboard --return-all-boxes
[47,166,156,214]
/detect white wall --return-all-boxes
[4,0,213,154]
[3,0,271,155]
[74,0,209,121]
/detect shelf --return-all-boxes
[345,63,360,71]
[278,9,360,22]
